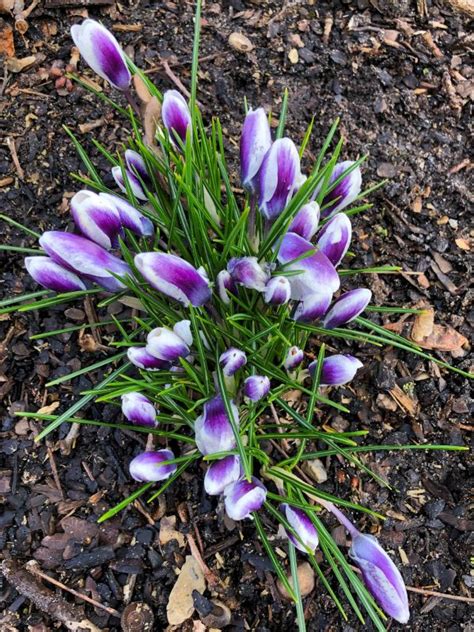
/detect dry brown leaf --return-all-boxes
[37,401,60,416]
[143,96,161,146]
[389,384,419,416]
[411,308,434,342]
[410,324,468,352]
[118,295,146,311]
[133,73,152,104]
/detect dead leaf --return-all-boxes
[37,401,60,416]
[133,73,152,104]
[166,556,206,626]
[389,384,419,416]
[411,308,434,342]
[143,96,161,146]
[0,19,14,58]
[5,55,36,73]
[118,295,146,311]
[410,323,468,352]
[159,515,186,548]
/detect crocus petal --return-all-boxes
[204,455,241,496]
[71,190,122,250]
[39,231,130,291]
[134,252,211,307]
[125,149,152,188]
[309,354,363,386]
[216,269,237,304]
[281,504,319,553]
[112,166,148,201]
[129,449,177,482]
[173,319,193,346]
[350,533,410,624]
[277,232,340,301]
[323,288,372,329]
[146,327,189,362]
[288,202,320,240]
[70,19,131,91]
[263,276,291,305]
[127,347,170,371]
[316,213,352,267]
[283,346,304,371]
[162,90,192,144]
[25,256,87,293]
[243,375,270,402]
[195,395,239,456]
[121,392,157,427]
[259,138,301,220]
[224,477,267,521]
[99,193,154,236]
[227,257,270,292]
[319,161,362,218]
[293,290,332,322]
[240,107,272,191]
[219,348,247,377]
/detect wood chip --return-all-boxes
[166,556,206,626]
[0,18,14,58]
[455,237,470,251]
[5,55,36,72]
[159,515,186,548]
[411,308,434,342]
[228,32,254,53]
[288,48,299,64]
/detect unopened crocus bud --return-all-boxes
[240,107,272,192]
[121,392,157,427]
[281,504,319,553]
[277,232,340,301]
[112,166,148,201]
[259,138,301,220]
[224,477,267,521]
[263,276,291,305]
[70,19,131,91]
[323,288,372,329]
[127,346,170,371]
[316,213,352,267]
[25,256,87,293]
[146,320,191,363]
[293,290,332,323]
[319,161,362,218]
[129,449,177,482]
[195,395,239,456]
[125,150,152,189]
[162,90,192,144]
[39,231,130,292]
[350,533,410,624]
[243,375,270,402]
[99,192,153,236]
[284,346,304,371]
[309,354,363,386]
[227,256,269,292]
[216,269,237,304]
[135,252,211,307]
[204,455,241,496]
[219,347,247,377]
[71,190,122,250]
[288,202,320,240]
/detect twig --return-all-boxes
[187,533,220,588]
[47,445,65,500]
[0,560,101,632]
[26,561,121,617]
[161,60,191,99]
[6,137,24,180]
[322,14,334,46]
[405,585,474,604]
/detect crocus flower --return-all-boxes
[71,190,122,250]
[319,161,362,218]
[112,166,148,201]
[350,533,410,624]
[129,449,177,482]
[284,346,304,371]
[281,504,319,553]
[219,347,247,377]
[162,90,192,144]
[39,231,130,291]
[70,19,131,91]
[263,276,291,305]
[243,375,270,402]
[259,138,301,220]
[204,455,241,496]
[240,107,272,192]
[25,256,87,293]
[316,213,352,267]
[195,395,239,456]
[134,252,211,307]
[125,150,152,189]
[227,256,269,292]
[309,354,363,386]
[127,346,170,371]
[224,477,267,521]
[322,288,372,329]
[288,202,320,240]
[99,192,153,236]
[216,270,237,304]
[277,232,340,301]
[121,392,157,427]
[146,320,191,363]
[293,290,332,323]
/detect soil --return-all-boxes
[0,1,472,631]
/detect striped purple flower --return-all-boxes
[323,288,372,329]
[71,190,122,250]
[162,90,192,144]
[319,161,362,218]
[316,213,352,267]
[129,449,177,482]
[259,138,301,220]
[240,107,272,192]
[195,395,239,456]
[309,354,363,386]
[204,455,241,496]
[224,477,267,521]
[121,392,157,427]
[25,256,86,293]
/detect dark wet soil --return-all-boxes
[0,1,472,630]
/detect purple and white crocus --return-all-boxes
[204,455,241,496]
[240,107,272,192]
[71,19,131,92]
[195,395,239,456]
[127,347,170,372]
[319,161,362,218]
[219,347,247,377]
[99,192,153,237]
[129,449,177,482]
[162,90,192,144]
[323,288,372,330]
[227,257,270,292]
[316,212,352,267]
[121,392,157,427]
[288,202,320,241]
[224,477,267,521]
[259,138,302,221]
[112,165,148,201]
[146,320,192,363]
[263,276,291,305]
[25,257,87,293]
[70,190,122,250]
[309,354,363,386]
[281,504,319,553]
[243,375,271,402]
[283,346,304,371]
